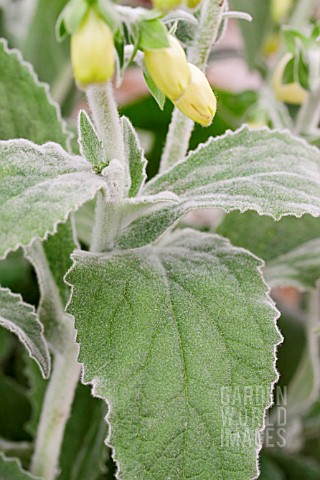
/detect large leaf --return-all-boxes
[66,229,281,480]
[0,288,49,377]
[0,452,40,479]
[0,139,106,259]
[0,39,70,148]
[217,212,320,290]
[117,127,320,249]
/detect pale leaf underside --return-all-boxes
[67,229,281,480]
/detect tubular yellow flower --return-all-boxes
[271,53,308,105]
[144,35,191,102]
[71,8,115,86]
[271,0,292,23]
[174,63,217,126]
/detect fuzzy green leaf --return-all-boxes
[0,289,50,378]
[78,111,103,168]
[138,19,169,50]
[67,229,281,480]
[0,39,70,148]
[143,70,166,110]
[0,139,106,259]
[117,127,320,249]
[121,116,147,197]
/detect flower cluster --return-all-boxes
[69,5,216,126]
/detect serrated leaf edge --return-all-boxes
[0,38,73,152]
[142,124,320,222]
[0,287,50,378]
[121,116,148,196]
[0,139,103,260]
[65,234,283,480]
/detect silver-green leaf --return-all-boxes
[78,110,103,168]
[66,229,281,480]
[121,116,147,197]
[0,39,71,149]
[0,288,50,378]
[117,127,320,248]
[0,139,106,259]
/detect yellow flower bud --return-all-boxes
[144,35,191,102]
[71,8,115,87]
[271,53,308,105]
[173,63,217,126]
[271,0,293,23]
[152,0,182,12]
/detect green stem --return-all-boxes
[31,345,80,480]
[159,0,226,172]
[27,241,81,480]
[87,83,128,252]
[86,83,126,170]
[294,82,320,135]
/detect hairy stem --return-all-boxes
[27,240,80,480]
[160,0,226,172]
[31,344,80,480]
[86,83,126,169]
[87,83,128,252]
[294,82,320,135]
